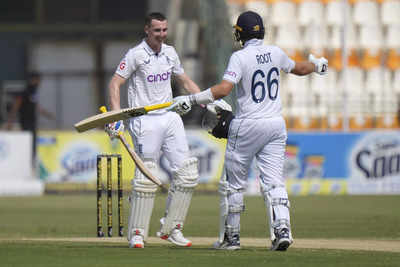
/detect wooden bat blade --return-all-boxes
[98,105,165,189]
[74,102,172,133]
[118,134,164,188]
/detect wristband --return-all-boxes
[193,88,215,105]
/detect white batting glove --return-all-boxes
[206,99,232,115]
[105,120,124,139]
[309,54,328,75]
[168,95,195,116]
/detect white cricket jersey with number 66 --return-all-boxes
[222,39,295,119]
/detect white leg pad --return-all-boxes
[159,158,199,237]
[218,175,229,243]
[260,183,292,241]
[226,189,244,235]
[127,161,158,242]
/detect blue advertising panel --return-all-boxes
[285,131,400,194]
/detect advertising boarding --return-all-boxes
[37,130,400,195]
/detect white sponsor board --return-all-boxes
[349,132,400,194]
[0,131,44,196]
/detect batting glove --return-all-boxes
[168,95,195,116]
[105,120,124,139]
[206,99,232,115]
[309,54,328,75]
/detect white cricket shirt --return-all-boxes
[222,39,295,119]
[115,39,184,108]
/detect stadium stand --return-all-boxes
[226,0,400,130]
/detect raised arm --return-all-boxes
[291,54,328,76]
[290,61,315,76]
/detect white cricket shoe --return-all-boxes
[213,233,240,250]
[129,234,144,248]
[271,228,292,251]
[159,229,192,247]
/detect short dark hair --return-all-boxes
[145,12,166,26]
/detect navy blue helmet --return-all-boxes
[234,11,265,44]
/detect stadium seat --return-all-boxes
[359,48,383,128]
[310,67,334,129]
[360,48,382,71]
[282,50,313,129]
[303,24,328,51]
[381,0,400,26]
[353,0,380,26]
[394,69,400,94]
[385,25,400,50]
[349,112,373,129]
[327,112,343,131]
[298,0,324,26]
[244,0,269,21]
[275,25,302,51]
[343,67,364,113]
[329,23,358,50]
[375,67,399,128]
[268,0,297,26]
[227,0,245,25]
[365,66,385,117]
[359,25,383,51]
[329,48,360,71]
[375,113,400,128]
[326,0,348,26]
[386,49,400,71]
[334,49,368,129]
[287,74,312,129]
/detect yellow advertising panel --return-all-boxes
[37,129,227,192]
[38,131,135,191]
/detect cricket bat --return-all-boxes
[74,102,172,133]
[99,106,165,189]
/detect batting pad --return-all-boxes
[160,158,199,236]
[127,190,155,242]
[260,184,292,241]
[218,176,229,244]
[127,161,158,241]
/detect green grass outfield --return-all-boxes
[1,194,399,267]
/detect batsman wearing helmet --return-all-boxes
[105,12,202,249]
[170,11,328,251]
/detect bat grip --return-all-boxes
[99,106,107,113]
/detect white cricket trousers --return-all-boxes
[127,111,190,171]
[225,116,287,190]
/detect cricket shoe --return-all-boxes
[157,217,192,247]
[158,228,192,247]
[271,228,292,251]
[129,234,144,248]
[213,233,240,250]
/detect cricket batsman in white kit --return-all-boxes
[170,11,328,251]
[105,12,202,248]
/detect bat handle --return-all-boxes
[100,106,123,138]
[99,106,107,114]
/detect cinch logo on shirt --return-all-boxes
[147,71,171,82]
[224,70,237,78]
